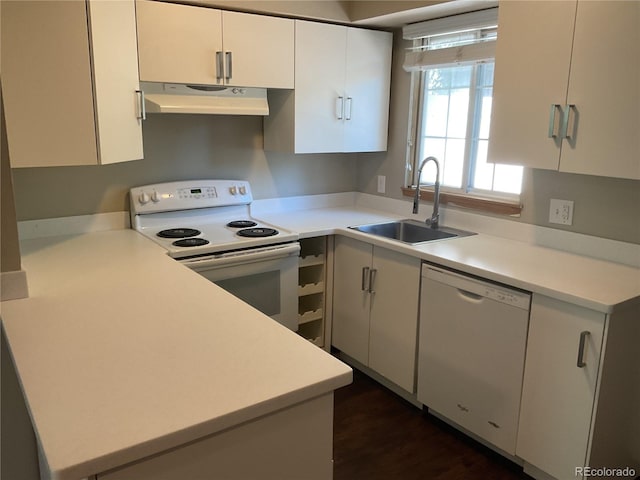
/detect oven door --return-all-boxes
[181,243,300,331]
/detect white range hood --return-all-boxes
[140,82,269,116]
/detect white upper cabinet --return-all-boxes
[488,0,640,180]
[263,20,392,154]
[1,0,143,167]
[135,0,294,89]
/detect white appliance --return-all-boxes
[140,82,269,116]
[130,180,299,331]
[417,264,531,455]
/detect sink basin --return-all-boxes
[349,219,475,245]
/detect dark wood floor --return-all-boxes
[333,369,533,480]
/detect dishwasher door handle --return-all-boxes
[456,288,484,303]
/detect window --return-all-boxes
[404,9,523,208]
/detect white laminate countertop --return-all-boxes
[254,205,640,314]
[0,230,352,480]
[2,198,639,479]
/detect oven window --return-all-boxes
[214,271,280,317]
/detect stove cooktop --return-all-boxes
[130,180,299,259]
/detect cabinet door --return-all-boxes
[517,295,605,480]
[488,1,576,169]
[222,12,294,89]
[559,1,640,179]
[368,247,420,393]
[343,28,392,153]
[332,236,372,366]
[294,21,347,153]
[136,0,223,85]
[88,0,143,164]
[1,0,98,167]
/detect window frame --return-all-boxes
[404,27,523,215]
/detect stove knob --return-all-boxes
[150,191,160,203]
[229,186,238,195]
[139,192,150,205]
[239,186,247,195]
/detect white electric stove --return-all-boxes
[130,180,300,330]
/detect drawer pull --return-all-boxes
[368,268,377,294]
[548,103,562,138]
[577,330,590,368]
[456,403,469,412]
[361,266,370,291]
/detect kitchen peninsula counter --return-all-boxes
[1,229,352,480]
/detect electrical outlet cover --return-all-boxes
[549,199,574,225]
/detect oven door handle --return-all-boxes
[181,243,300,270]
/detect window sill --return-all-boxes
[401,187,523,216]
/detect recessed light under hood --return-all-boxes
[140,82,269,116]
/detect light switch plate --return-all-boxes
[549,199,574,225]
[377,175,386,194]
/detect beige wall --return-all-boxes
[357,32,640,244]
[12,114,358,220]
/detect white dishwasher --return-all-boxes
[417,263,531,456]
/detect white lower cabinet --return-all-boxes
[96,394,334,480]
[517,295,640,480]
[332,236,420,393]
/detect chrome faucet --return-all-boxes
[412,156,441,228]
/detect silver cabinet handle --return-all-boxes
[361,266,370,291]
[368,268,377,294]
[136,89,146,121]
[548,104,562,138]
[562,104,576,139]
[336,96,344,120]
[225,51,232,82]
[345,96,353,120]
[577,330,590,368]
[216,51,224,82]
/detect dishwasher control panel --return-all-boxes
[422,264,531,310]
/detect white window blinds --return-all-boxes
[403,8,498,72]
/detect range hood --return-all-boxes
[140,82,269,116]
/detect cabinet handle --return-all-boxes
[548,104,562,138]
[577,330,590,368]
[562,104,576,139]
[361,266,370,291]
[136,90,146,121]
[225,51,233,82]
[216,51,224,82]
[368,268,377,294]
[345,97,353,120]
[336,96,344,120]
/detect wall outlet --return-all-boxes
[549,199,574,225]
[377,175,386,194]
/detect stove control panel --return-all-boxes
[130,180,253,215]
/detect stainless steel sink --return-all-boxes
[349,219,475,245]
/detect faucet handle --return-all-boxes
[425,214,439,229]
